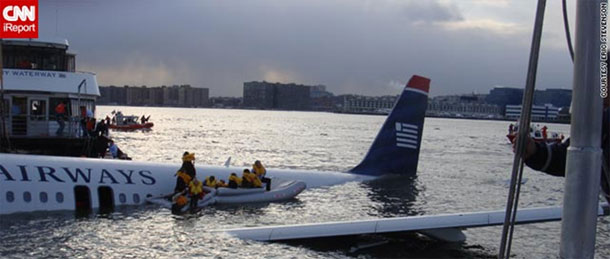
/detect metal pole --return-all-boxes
[498,0,546,258]
[560,0,604,258]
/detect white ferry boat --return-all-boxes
[0,38,101,156]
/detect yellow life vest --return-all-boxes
[243,172,261,187]
[228,174,242,185]
[252,164,266,177]
[205,177,217,187]
[177,171,192,184]
[251,176,262,188]
[189,180,203,195]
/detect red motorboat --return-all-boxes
[506,123,563,143]
[109,112,153,130]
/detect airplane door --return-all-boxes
[74,186,91,215]
[97,186,114,214]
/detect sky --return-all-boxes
[38,0,579,97]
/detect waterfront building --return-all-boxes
[243,81,311,111]
[340,95,398,114]
[99,85,209,107]
[505,104,560,121]
[427,94,502,118]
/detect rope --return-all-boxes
[562,0,575,62]
[498,0,547,258]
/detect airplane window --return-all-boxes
[119,193,126,204]
[40,192,48,203]
[6,191,14,202]
[23,192,31,203]
[133,194,140,204]
[56,192,64,203]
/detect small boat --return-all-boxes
[109,112,154,130]
[506,123,563,143]
[146,178,306,212]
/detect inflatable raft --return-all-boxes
[146,178,306,212]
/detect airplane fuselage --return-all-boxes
[0,154,374,214]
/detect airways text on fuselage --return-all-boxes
[0,165,156,185]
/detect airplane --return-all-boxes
[0,75,431,215]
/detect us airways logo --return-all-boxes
[395,122,419,149]
[0,0,38,38]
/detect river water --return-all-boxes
[1,106,608,258]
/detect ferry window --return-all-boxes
[30,100,47,121]
[40,192,48,203]
[119,193,126,204]
[133,194,140,204]
[66,54,75,72]
[23,192,31,203]
[56,192,64,203]
[6,191,14,202]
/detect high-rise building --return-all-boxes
[243,81,312,110]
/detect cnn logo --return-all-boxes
[0,0,38,38]
[3,5,35,22]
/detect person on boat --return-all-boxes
[252,160,272,191]
[241,169,254,188]
[509,124,514,134]
[54,101,67,136]
[171,191,188,215]
[228,173,241,189]
[516,96,609,204]
[95,119,109,137]
[217,180,228,188]
[205,176,218,188]
[86,117,96,137]
[174,152,196,194]
[541,125,548,140]
[188,178,204,212]
[242,169,262,188]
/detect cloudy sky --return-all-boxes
[39,0,578,97]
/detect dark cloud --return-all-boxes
[37,0,573,97]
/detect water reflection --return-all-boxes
[364,174,421,217]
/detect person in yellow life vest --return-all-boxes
[171,191,188,215]
[242,169,262,188]
[205,176,218,188]
[241,169,254,188]
[174,152,196,194]
[252,160,272,191]
[228,173,241,189]
[188,178,204,212]
[217,179,228,188]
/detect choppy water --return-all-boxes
[1,106,608,258]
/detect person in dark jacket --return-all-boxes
[519,100,609,203]
[174,152,196,194]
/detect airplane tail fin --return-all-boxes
[349,75,430,176]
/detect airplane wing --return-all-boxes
[224,204,610,242]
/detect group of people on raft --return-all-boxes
[171,152,272,214]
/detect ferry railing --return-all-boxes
[5,114,89,138]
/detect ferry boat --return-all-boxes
[0,38,102,157]
[506,123,563,143]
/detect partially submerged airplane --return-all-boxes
[1,75,607,243]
